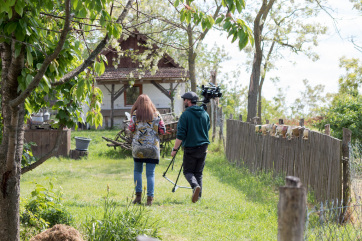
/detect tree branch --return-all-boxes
[122,28,189,50]
[52,0,135,86]
[0,34,47,55]
[128,4,187,31]
[21,125,65,174]
[195,3,222,50]
[254,0,275,54]
[10,0,72,107]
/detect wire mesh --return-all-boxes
[350,141,362,204]
[305,201,362,240]
[304,142,362,240]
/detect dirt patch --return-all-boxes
[30,224,84,241]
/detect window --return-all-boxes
[124,84,143,106]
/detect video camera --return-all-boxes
[199,83,222,111]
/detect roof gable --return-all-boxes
[103,33,181,69]
[96,32,189,83]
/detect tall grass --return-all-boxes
[83,186,160,241]
[20,129,284,240]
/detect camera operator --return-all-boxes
[171,91,210,203]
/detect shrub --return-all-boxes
[20,179,74,230]
[83,187,161,241]
[314,94,362,144]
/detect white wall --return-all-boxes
[96,82,186,128]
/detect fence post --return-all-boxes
[299,119,304,127]
[341,128,352,223]
[239,115,242,121]
[218,107,225,150]
[325,124,330,135]
[278,176,306,241]
[279,119,284,125]
[266,119,269,124]
[229,114,233,120]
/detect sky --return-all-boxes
[204,0,362,104]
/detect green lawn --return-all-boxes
[20,129,283,240]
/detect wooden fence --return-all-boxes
[24,129,71,158]
[225,119,343,202]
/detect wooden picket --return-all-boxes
[225,119,342,202]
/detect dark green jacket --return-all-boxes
[176,105,210,147]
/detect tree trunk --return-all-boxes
[187,24,197,92]
[246,0,275,122]
[0,42,24,241]
[258,41,275,123]
[0,1,134,239]
[257,82,263,124]
[247,53,262,122]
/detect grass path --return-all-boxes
[20,130,283,240]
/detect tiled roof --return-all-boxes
[96,67,189,82]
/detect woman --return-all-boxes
[128,94,165,206]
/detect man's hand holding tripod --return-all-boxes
[171,139,182,157]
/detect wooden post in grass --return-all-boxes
[279,119,284,125]
[278,176,306,241]
[341,128,352,223]
[218,107,225,150]
[299,119,304,127]
[325,124,330,135]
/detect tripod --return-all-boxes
[162,149,192,192]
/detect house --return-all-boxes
[95,32,189,129]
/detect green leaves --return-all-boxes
[315,94,362,144]
[94,60,105,76]
[215,15,225,24]
[223,21,232,31]
[85,86,104,129]
[15,4,24,16]
[175,1,254,52]
[180,7,215,31]
[27,51,33,66]
[0,0,120,131]
[5,22,17,34]
[222,17,254,50]
[76,79,85,99]
[79,8,87,18]
[223,0,245,14]
[235,0,243,13]
[174,0,180,7]
[40,75,51,93]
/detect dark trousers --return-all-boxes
[183,144,208,197]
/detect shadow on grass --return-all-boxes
[207,152,283,205]
[96,148,132,160]
[157,197,186,206]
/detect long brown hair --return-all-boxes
[131,94,157,122]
